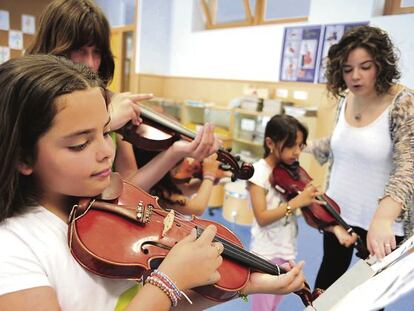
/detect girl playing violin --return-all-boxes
[248,114,354,310]
[26,0,200,193]
[0,55,306,311]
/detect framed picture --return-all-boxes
[280,25,322,83]
[317,22,369,83]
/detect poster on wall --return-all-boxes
[280,25,322,83]
[318,22,369,83]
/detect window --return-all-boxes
[201,0,253,29]
[200,0,310,30]
[255,0,309,25]
[384,0,414,15]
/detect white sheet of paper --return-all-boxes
[22,14,36,34]
[9,30,24,50]
[0,46,10,64]
[331,235,414,311]
[0,10,10,31]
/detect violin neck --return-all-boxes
[140,105,196,139]
[316,195,369,258]
[214,234,286,275]
[316,195,352,232]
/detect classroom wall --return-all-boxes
[136,0,414,88]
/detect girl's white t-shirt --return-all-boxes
[0,206,138,311]
[248,159,298,261]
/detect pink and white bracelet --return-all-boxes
[145,270,193,307]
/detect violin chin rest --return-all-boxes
[100,172,124,200]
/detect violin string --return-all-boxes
[151,208,284,275]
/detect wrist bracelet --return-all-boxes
[150,270,193,305]
[146,276,178,306]
[203,173,216,182]
[284,203,293,225]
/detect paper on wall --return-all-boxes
[0,10,10,31]
[0,46,10,64]
[22,14,36,34]
[9,30,23,50]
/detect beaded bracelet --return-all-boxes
[149,270,193,305]
[146,276,178,306]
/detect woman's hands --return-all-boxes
[367,196,402,259]
[241,261,306,296]
[108,92,153,130]
[157,225,223,291]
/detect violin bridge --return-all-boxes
[162,209,175,237]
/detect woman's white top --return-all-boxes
[327,100,404,236]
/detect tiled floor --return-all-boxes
[201,207,413,311]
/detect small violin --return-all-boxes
[68,173,314,305]
[117,105,253,181]
[271,161,369,259]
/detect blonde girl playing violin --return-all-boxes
[0,55,306,311]
[248,114,354,310]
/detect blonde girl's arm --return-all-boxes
[248,182,289,226]
[168,179,215,216]
[173,154,221,216]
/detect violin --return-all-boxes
[68,173,314,305]
[117,105,254,181]
[271,161,369,259]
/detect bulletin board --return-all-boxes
[317,22,369,83]
[279,25,323,83]
[0,0,52,64]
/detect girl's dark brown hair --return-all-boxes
[264,114,308,158]
[325,25,400,97]
[26,0,114,85]
[0,55,104,222]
